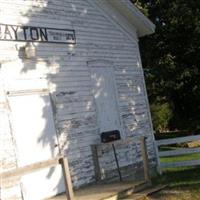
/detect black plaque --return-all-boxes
[0,24,76,44]
[101,130,121,143]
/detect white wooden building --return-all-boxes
[0,0,156,199]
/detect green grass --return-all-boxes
[159,146,200,163]
[161,152,200,163]
[151,167,200,200]
[152,167,200,187]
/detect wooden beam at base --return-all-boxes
[0,156,61,179]
[1,156,75,200]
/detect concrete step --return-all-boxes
[49,181,151,200]
[102,181,149,200]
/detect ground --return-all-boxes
[150,185,200,200]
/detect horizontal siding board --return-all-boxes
[51,80,92,87]
[56,111,96,121]
[0,16,116,32]
[0,2,108,19]
[50,77,91,83]
[0,45,137,55]
[59,128,98,138]
[56,101,93,109]
[54,96,93,105]
[0,48,137,57]
[56,106,95,116]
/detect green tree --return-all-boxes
[135,0,200,131]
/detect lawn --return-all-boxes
[149,167,200,200]
[160,146,200,163]
[149,145,200,200]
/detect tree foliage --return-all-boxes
[135,0,200,131]
[150,102,173,132]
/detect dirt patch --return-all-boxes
[149,187,200,200]
[187,140,200,147]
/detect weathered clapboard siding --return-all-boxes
[0,48,139,59]
[0,0,156,199]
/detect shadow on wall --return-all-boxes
[0,1,93,199]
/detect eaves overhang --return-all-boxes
[90,0,155,38]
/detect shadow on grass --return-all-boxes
[152,167,200,187]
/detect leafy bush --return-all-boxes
[150,102,173,132]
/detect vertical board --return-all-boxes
[8,92,65,200]
[91,67,121,134]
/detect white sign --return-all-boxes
[0,24,76,44]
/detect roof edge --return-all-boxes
[107,0,155,37]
